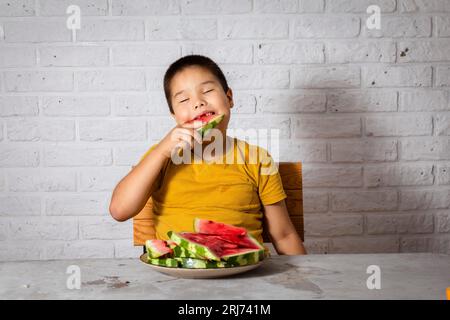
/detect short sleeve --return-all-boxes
[257,148,287,206]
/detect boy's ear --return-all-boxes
[226,88,234,109]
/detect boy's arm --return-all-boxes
[109,146,168,222]
[263,199,307,255]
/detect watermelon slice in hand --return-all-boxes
[187,113,225,138]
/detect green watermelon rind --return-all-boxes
[221,249,264,265]
[171,245,203,259]
[145,239,172,259]
[175,257,229,269]
[168,231,221,262]
[147,257,179,268]
[197,114,224,138]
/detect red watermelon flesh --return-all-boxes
[186,112,216,124]
[194,218,247,237]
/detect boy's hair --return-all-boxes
[163,55,229,114]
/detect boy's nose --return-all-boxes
[194,100,206,109]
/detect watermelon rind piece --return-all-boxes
[147,257,179,268]
[221,248,265,265]
[175,258,229,269]
[171,245,203,259]
[168,231,221,262]
[145,239,173,259]
[197,114,224,138]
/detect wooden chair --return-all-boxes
[133,162,303,247]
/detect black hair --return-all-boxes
[163,55,229,114]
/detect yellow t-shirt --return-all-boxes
[138,136,287,244]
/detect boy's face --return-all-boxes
[169,66,233,135]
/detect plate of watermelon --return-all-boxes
[140,218,268,279]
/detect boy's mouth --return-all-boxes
[191,111,216,122]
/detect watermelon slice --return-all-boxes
[194,218,247,236]
[147,257,179,268]
[145,239,173,259]
[186,113,224,138]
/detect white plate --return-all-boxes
[140,253,264,279]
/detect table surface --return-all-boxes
[1,253,449,300]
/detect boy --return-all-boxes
[109,55,306,255]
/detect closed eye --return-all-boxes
[203,89,214,94]
[179,98,189,103]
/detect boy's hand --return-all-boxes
[155,121,204,159]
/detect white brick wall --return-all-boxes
[1,0,450,261]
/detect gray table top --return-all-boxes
[1,253,449,300]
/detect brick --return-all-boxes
[399,90,449,111]
[77,70,145,91]
[147,18,216,40]
[435,67,450,87]
[0,242,42,261]
[435,114,450,136]
[400,138,450,160]
[330,236,400,253]
[400,0,450,12]
[78,19,144,41]
[79,167,129,191]
[400,189,450,210]
[0,47,35,67]
[303,190,328,212]
[400,236,434,252]
[42,96,110,116]
[331,139,397,163]
[46,195,108,216]
[40,46,109,67]
[114,144,153,166]
[294,16,360,38]
[398,40,450,62]
[437,164,450,185]
[4,71,73,92]
[254,0,297,13]
[278,140,327,163]
[112,0,180,15]
[363,17,431,38]
[436,16,450,37]
[292,66,360,88]
[220,18,288,39]
[0,219,7,240]
[39,0,108,16]
[326,41,396,63]
[293,116,361,138]
[305,215,363,236]
[45,240,114,259]
[0,147,39,167]
[303,239,329,254]
[79,119,146,141]
[146,68,166,90]
[7,119,75,141]
[7,169,76,192]
[327,91,397,113]
[9,218,78,240]
[113,93,168,116]
[365,114,432,137]
[365,164,434,187]
[224,67,289,89]
[232,92,257,114]
[256,42,324,64]
[0,196,41,216]
[332,191,398,212]
[148,117,175,140]
[44,145,112,166]
[227,116,291,139]
[303,166,362,187]
[258,92,326,113]
[364,66,432,87]
[114,240,142,258]
[299,0,324,12]
[112,44,179,66]
[183,43,252,64]
[80,217,131,240]
[436,212,450,233]
[182,0,251,14]
[0,96,38,117]
[4,21,71,42]
[328,0,396,12]
[0,0,34,16]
